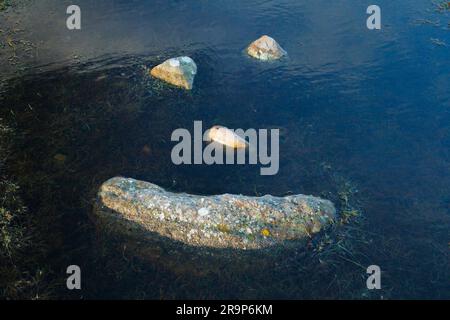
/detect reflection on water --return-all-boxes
[0,0,449,299]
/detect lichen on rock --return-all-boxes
[92,177,337,273]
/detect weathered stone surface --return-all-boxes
[247,35,287,61]
[150,56,197,89]
[92,177,336,274]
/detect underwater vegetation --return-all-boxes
[0,122,56,299]
[0,1,12,11]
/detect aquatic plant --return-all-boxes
[0,1,12,11]
[0,122,55,299]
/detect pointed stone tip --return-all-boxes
[150,56,196,90]
[247,35,287,61]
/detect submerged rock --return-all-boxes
[247,35,287,61]
[53,153,67,163]
[150,56,197,89]
[93,177,336,274]
[207,125,248,149]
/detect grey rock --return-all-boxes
[247,35,287,61]
[92,177,336,274]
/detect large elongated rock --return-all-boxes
[92,177,336,274]
[247,35,287,61]
[150,56,197,89]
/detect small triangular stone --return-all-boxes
[247,35,287,61]
[150,56,197,89]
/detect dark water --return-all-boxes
[0,0,449,299]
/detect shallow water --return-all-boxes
[0,0,449,299]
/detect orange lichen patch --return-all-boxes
[233,199,247,209]
[217,223,231,233]
[297,202,314,216]
[261,228,271,237]
[150,67,190,89]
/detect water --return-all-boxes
[0,0,449,299]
